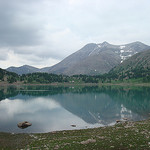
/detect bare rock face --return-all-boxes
[17,121,32,129]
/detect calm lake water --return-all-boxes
[0,85,150,133]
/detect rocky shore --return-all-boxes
[0,119,150,150]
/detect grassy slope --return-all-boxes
[1,120,150,150]
[111,49,150,73]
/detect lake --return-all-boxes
[0,85,150,133]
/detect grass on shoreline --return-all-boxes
[1,80,150,87]
[0,119,150,150]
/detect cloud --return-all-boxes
[0,0,41,47]
[0,0,150,68]
[0,47,10,60]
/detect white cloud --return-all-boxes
[0,0,150,69]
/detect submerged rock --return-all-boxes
[17,121,32,129]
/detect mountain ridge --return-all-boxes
[47,41,150,75]
[7,65,40,75]
[6,41,150,75]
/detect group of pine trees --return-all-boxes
[0,67,150,84]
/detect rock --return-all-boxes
[51,131,57,134]
[80,139,96,145]
[54,145,59,149]
[71,124,76,127]
[17,121,32,129]
[116,120,121,123]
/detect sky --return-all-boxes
[0,0,150,69]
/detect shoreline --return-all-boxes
[0,118,147,134]
[1,81,150,87]
[0,119,150,149]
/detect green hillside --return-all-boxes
[109,50,150,82]
[0,68,19,83]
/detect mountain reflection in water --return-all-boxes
[0,85,150,133]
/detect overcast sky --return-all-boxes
[0,0,150,69]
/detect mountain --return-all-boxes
[109,49,150,80]
[6,41,150,75]
[48,41,150,75]
[110,49,150,72]
[7,65,40,75]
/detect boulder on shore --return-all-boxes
[71,125,76,127]
[17,121,32,129]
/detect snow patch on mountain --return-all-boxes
[120,53,132,63]
[119,46,138,63]
[120,45,126,49]
[88,44,101,56]
[88,46,98,56]
[120,50,125,53]
[126,50,132,52]
[98,44,101,48]
[120,55,128,63]
[88,42,144,64]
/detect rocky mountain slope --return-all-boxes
[47,41,150,75]
[6,41,150,75]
